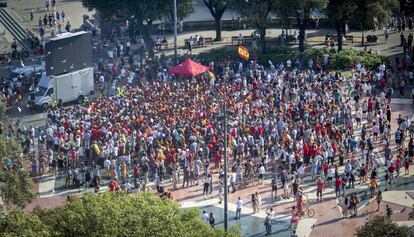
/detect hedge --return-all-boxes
[196,46,388,71]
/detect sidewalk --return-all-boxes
[8,0,90,33]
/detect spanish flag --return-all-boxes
[238,45,249,61]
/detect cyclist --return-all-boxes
[296,194,304,216]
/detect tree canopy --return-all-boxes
[352,0,396,31]
[356,215,410,237]
[0,134,34,209]
[326,0,398,47]
[1,192,241,237]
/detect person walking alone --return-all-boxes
[316,178,325,202]
[235,197,243,220]
[376,191,382,211]
[203,174,211,196]
[209,212,215,228]
[264,212,272,235]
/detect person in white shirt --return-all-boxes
[202,210,209,223]
[103,157,111,173]
[289,153,296,173]
[258,164,266,185]
[235,197,243,219]
[327,166,335,188]
[107,49,113,59]
[355,110,363,128]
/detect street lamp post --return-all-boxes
[173,0,178,63]
[223,99,228,231]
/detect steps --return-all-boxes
[0,8,32,52]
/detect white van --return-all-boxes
[29,67,94,111]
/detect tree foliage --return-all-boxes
[327,0,398,47]
[352,0,395,31]
[82,0,193,57]
[0,209,50,237]
[350,0,397,44]
[1,192,240,237]
[356,215,410,237]
[0,136,34,209]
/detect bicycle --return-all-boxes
[301,201,316,218]
[299,196,315,218]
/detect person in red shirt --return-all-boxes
[316,178,325,201]
[335,177,342,198]
[290,206,300,233]
[214,152,222,169]
[108,180,116,192]
[322,162,329,180]
[133,163,140,183]
[404,158,410,175]
[396,157,402,178]
[388,163,396,184]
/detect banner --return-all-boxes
[238,45,249,61]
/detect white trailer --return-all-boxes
[29,67,94,111]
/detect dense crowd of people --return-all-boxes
[18,44,413,229]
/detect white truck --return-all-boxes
[29,67,94,111]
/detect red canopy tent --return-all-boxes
[168,59,210,77]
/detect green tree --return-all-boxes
[351,0,397,45]
[229,0,275,53]
[82,0,193,58]
[203,0,228,41]
[29,192,238,237]
[0,209,50,237]
[0,136,34,209]
[326,0,356,51]
[356,215,410,237]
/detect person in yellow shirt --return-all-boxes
[370,178,377,197]
[92,143,100,157]
[121,162,127,181]
[120,133,126,144]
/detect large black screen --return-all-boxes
[44,32,92,76]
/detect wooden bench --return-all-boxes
[231,36,253,45]
[265,37,278,46]
[154,42,169,50]
[331,35,354,44]
[244,36,252,45]
[204,37,214,46]
[184,37,213,49]
[231,36,239,45]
